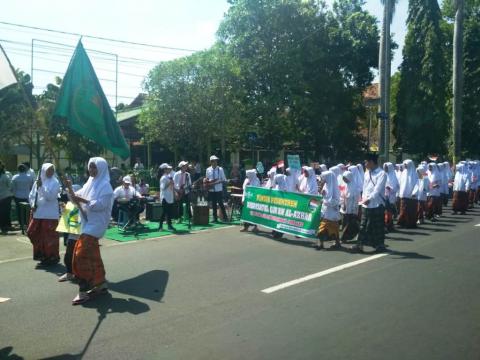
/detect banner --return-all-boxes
[287,154,301,171]
[241,186,322,239]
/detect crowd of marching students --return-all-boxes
[242,154,480,252]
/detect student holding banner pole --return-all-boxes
[316,171,341,250]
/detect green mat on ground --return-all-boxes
[105,219,240,242]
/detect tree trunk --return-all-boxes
[378,1,388,159]
[452,0,464,164]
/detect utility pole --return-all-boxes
[452,0,464,164]
[384,0,391,163]
[377,2,387,159]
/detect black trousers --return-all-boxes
[14,197,28,230]
[160,199,173,227]
[0,196,12,231]
[64,238,77,274]
[209,191,227,221]
[178,193,192,219]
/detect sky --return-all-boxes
[1,0,409,108]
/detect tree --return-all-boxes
[394,0,449,157]
[443,0,480,158]
[218,0,379,161]
[139,45,245,163]
[0,70,35,162]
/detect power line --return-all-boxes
[0,20,199,53]
[0,37,161,65]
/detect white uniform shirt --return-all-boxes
[361,167,387,209]
[80,193,113,238]
[29,180,60,220]
[113,185,140,200]
[173,171,192,194]
[205,166,226,192]
[160,175,174,204]
[11,173,34,199]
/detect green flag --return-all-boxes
[54,40,130,159]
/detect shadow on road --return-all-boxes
[418,226,450,233]
[393,229,431,236]
[386,236,414,242]
[34,262,66,277]
[388,250,434,260]
[39,270,169,360]
[0,347,24,360]
[109,269,169,302]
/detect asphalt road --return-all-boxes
[1,205,479,360]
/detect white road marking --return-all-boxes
[0,297,11,303]
[261,253,389,294]
[475,224,480,227]
[0,256,31,265]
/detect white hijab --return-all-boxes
[321,170,340,204]
[39,163,59,187]
[384,162,400,195]
[342,170,359,199]
[304,167,318,195]
[399,159,418,198]
[356,164,365,191]
[32,163,60,199]
[453,163,468,191]
[77,157,113,201]
[264,167,276,189]
[274,174,287,191]
[244,169,260,187]
[347,165,361,194]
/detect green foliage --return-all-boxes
[139,44,245,161]
[460,1,480,157]
[394,0,449,156]
[141,0,379,162]
[0,71,35,158]
[441,0,480,157]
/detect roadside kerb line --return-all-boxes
[261,253,389,294]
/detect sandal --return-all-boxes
[72,292,89,305]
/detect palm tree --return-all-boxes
[378,0,397,161]
[452,0,464,164]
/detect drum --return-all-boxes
[193,205,209,225]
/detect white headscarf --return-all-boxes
[274,174,287,191]
[319,164,328,173]
[39,163,55,183]
[427,162,441,189]
[320,171,340,206]
[243,169,260,201]
[399,159,418,198]
[77,157,113,201]
[347,165,361,194]
[395,163,404,183]
[304,167,318,195]
[31,163,60,202]
[244,169,260,187]
[342,170,359,199]
[453,163,468,192]
[264,167,276,189]
[384,162,400,201]
[356,164,365,191]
